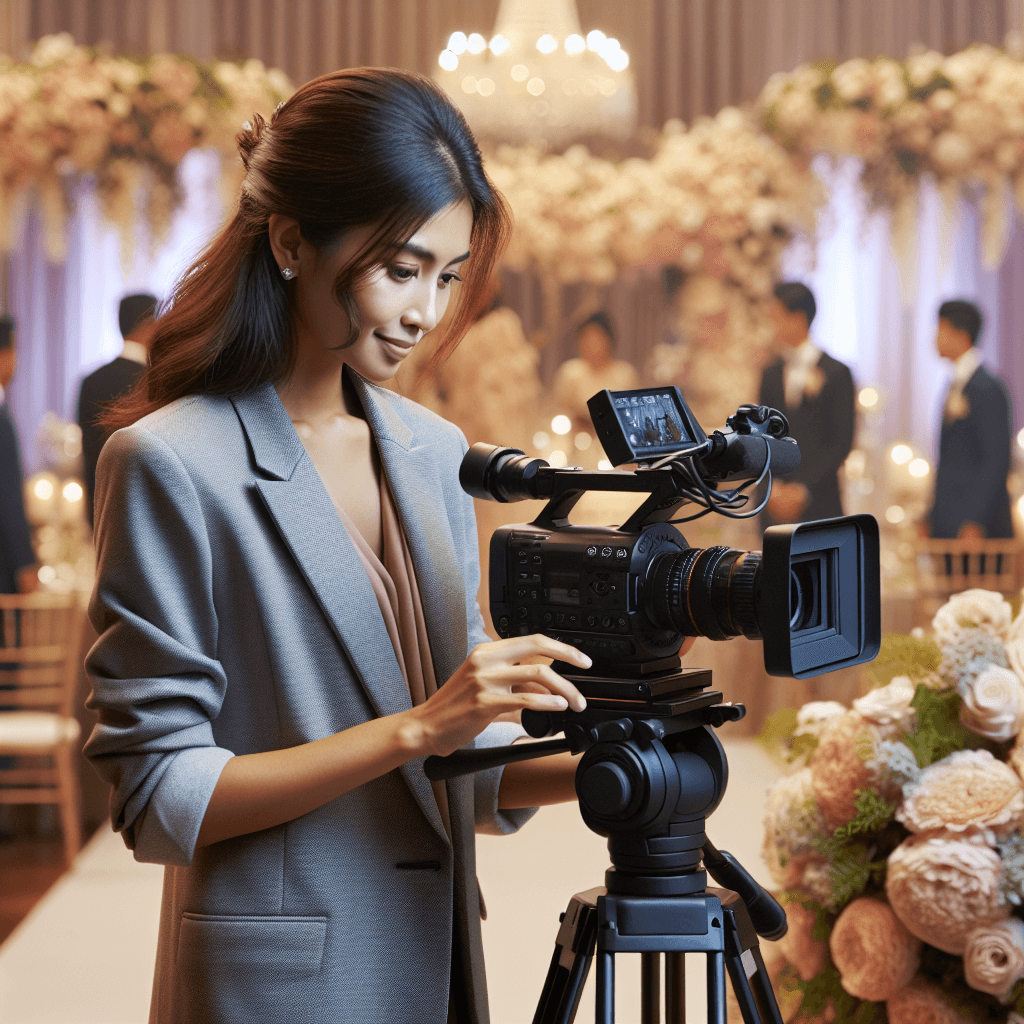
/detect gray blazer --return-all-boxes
[84,374,535,1024]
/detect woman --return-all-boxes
[84,69,589,1024]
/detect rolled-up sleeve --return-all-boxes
[84,425,234,866]
[471,721,538,835]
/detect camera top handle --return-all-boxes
[460,409,800,534]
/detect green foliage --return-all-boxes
[904,684,982,768]
[808,791,896,909]
[834,790,896,843]
[864,633,942,689]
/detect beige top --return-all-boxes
[332,474,452,838]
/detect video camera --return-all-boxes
[462,386,880,684]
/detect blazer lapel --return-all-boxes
[231,384,450,844]
[351,374,470,688]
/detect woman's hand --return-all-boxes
[407,635,590,757]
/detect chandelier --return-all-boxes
[434,0,637,150]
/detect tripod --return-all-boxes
[425,661,788,1024]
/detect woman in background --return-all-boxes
[85,69,587,1024]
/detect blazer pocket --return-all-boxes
[177,912,327,976]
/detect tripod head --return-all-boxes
[424,661,787,942]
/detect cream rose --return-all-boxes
[960,664,1024,741]
[896,749,1024,835]
[885,834,1008,954]
[853,675,917,732]
[963,918,1024,1002]
[829,898,920,1001]
[793,700,848,739]
[932,589,1013,648]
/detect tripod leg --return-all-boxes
[721,894,785,1024]
[707,952,727,1024]
[664,951,685,1023]
[532,890,601,1024]
[596,951,615,1024]
[641,953,660,1024]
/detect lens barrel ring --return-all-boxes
[728,552,762,639]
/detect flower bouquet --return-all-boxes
[759,588,1024,1024]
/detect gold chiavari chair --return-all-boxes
[0,592,86,865]
[913,537,1024,626]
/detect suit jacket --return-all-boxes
[0,401,34,594]
[76,356,146,526]
[84,375,535,1024]
[758,350,855,527]
[929,363,1014,539]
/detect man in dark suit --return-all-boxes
[758,282,855,528]
[76,293,157,526]
[928,299,1014,540]
[0,313,36,595]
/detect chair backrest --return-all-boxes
[915,538,1024,601]
[0,592,85,718]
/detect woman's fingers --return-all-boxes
[492,663,587,712]
[470,635,593,671]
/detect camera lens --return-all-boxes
[646,548,763,641]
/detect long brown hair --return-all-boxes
[105,68,510,431]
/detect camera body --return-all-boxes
[465,386,881,680]
[490,520,701,667]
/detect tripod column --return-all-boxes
[641,953,660,1024]
[665,952,685,1023]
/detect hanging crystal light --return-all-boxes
[434,0,637,149]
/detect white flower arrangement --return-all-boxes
[757,44,1024,269]
[0,34,293,260]
[760,588,1024,1023]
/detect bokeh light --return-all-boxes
[438,50,459,72]
[447,32,468,55]
[551,415,572,435]
[858,387,879,409]
[885,505,906,524]
[908,458,930,478]
[549,450,568,468]
[890,444,913,465]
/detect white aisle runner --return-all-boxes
[0,739,781,1024]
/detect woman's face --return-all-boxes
[286,200,474,383]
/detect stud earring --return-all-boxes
[281,267,295,281]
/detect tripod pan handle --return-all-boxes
[424,738,571,780]
[703,841,788,941]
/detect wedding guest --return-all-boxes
[928,299,1014,540]
[76,292,158,527]
[0,313,36,595]
[551,311,639,435]
[758,282,855,528]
